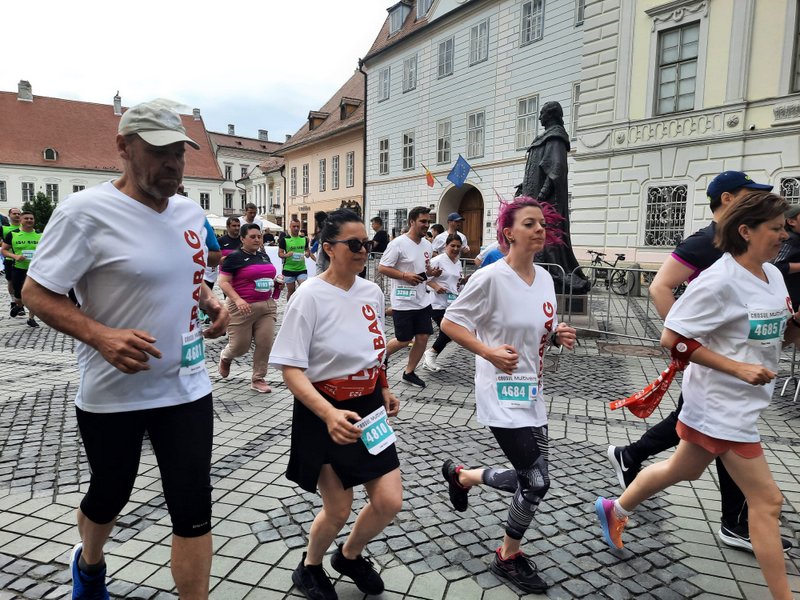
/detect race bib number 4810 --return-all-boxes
[355,406,396,455]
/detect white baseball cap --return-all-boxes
[118,100,200,149]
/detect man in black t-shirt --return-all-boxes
[217,217,242,260]
[370,216,389,253]
[606,171,793,553]
[773,205,800,310]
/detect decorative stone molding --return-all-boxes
[773,100,800,126]
[613,109,745,148]
[646,0,708,31]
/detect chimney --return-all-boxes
[228,124,235,135]
[17,80,32,102]
[285,134,291,142]
[258,129,269,141]
[192,108,201,120]
[113,92,122,116]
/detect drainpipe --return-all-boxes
[280,166,288,229]
[358,58,367,222]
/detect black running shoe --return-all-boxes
[442,459,469,512]
[718,523,794,553]
[330,544,384,595]
[607,445,640,489]
[401,371,426,388]
[489,549,549,594]
[291,553,337,600]
[26,319,38,328]
[10,305,22,317]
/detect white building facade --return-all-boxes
[573,0,800,266]
[363,0,585,254]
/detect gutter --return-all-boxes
[280,166,288,228]
[358,59,368,221]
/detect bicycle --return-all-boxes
[587,250,635,295]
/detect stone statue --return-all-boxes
[517,101,590,294]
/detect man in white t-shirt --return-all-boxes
[432,212,470,255]
[379,206,442,388]
[23,100,229,600]
[238,202,265,231]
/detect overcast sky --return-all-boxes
[1,1,388,142]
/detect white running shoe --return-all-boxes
[423,349,442,371]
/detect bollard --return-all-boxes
[630,263,642,296]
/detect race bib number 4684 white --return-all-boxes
[496,373,538,408]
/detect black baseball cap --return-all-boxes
[707,171,772,201]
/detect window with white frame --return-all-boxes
[467,111,485,159]
[571,82,581,140]
[22,183,34,203]
[438,37,455,78]
[46,183,59,203]
[521,0,545,45]
[240,193,246,210]
[224,164,233,180]
[200,193,210,210]
[389,6,405,34]
[781,177,800,205]
[241,166,248,178]
[319,159,326,192]
[402,132,415,171]
[72,185,85,193]
[378,67,391,101]
[417,0,432,18]
[43,148,57,161]
[290,167,297,196]
[275,183,281,203]
[437,120,451,164]
[516,96,538,150]
[302,164,309,195]
[394,208,408,235]
[0,181,6,202]
[225,193,233,209]
[403,55,417,92]
[470,19,489,65]
[332,155,340,190]
[346,152,355,187]
[575,0,585,26]
[655,22,700,115]
[644,184,687,246]
[379,139,390,175]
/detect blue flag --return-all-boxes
[447,155,471,188]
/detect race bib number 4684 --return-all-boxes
[496,373,538,408]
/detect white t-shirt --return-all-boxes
[379,234,434,310]
[27,181,212,413]
[432,231,468,254]
[429,254,462,310]
[239,216,266,231]
[665,253,791,442]
[269,276,386,382]
[204,265,218,283]
[444,259,558,428]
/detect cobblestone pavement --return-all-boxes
[1,285,800,600]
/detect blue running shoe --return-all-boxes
[70,543,109,600]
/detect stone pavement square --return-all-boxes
[0,284,799,598]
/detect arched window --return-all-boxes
[43,148,58,161]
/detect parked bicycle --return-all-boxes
[587,250,634,295]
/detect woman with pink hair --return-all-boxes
[439,196,577,594]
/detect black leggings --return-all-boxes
[430,309,453,354]
[482,426,550,540]
[626,393,746,528]
[76,394,214,537]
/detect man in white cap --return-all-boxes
[432,212,470,256]
[24,100,229,600]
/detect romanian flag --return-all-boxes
[425,167,435,188]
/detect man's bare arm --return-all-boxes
[649,256,696,320]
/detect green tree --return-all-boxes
[22,191,56,232]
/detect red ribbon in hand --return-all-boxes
[609,358,688,418]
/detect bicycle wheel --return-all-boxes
[610,269,634,295]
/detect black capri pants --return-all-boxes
[76,394,214,537]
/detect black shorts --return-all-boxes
[11,267,27,299]
[287,386,400,493]
[392,305,434,342]
[3,260,12,281]
[76,394,214,537]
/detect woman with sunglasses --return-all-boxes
[217,223,281,393]
[270,209,401,600]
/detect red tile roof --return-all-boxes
[363,0,430,62]
[258,157,285,174]
[0,91,223,180]
[278,70,365,153]
[208,132,283,154]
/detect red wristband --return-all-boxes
[670,336,702,362]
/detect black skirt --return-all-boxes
[286,385,400,493]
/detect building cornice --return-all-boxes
[275,122,364,157]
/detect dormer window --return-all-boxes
[389,2,411,35]
[43,148,58,161]
[308,111,330,131]
[417,0,432,19]
[340,97,362,120]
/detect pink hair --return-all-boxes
[495,195,564,251]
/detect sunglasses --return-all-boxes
[327,238,376,253]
